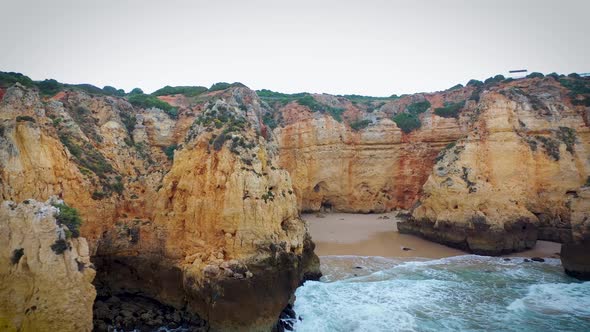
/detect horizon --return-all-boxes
[2,0,589,96]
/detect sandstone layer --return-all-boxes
[0,199,96,332]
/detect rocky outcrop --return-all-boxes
[0,199,96,332]
[398,78,590,255]
[0,82,319,331]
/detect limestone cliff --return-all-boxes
[0,198,96,332]
[0,81,319,331]
[273,88,470,212]
[397,78,590,255]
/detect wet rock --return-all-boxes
[523,258,531,262]
[503,258,511,261]
[531,257,545,262]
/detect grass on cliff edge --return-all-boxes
[52,203,83,238]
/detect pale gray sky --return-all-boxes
[1,0,588,96]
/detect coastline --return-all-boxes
[304,212,562,260]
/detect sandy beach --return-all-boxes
[304,212,562,259]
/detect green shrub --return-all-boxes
[127,94,178,119]
[536,136,560,161]
[209,82,231,92]
[466,79,483,87]
[52,203,83,238]
[349,119,371,131]
[263,113,278,130]
[407,100,431,114]
[129,88,144,95]
[296,95,345,122]
[59,135,114,178]
[0,72,34,88]
[585,176,590,187]
[434,101,464,118]
[11,248,24,264]
[103,86,126,96]
[484,75,505,85]
[393,113,421,133]
[449,84,464,90]
[16,115,36,123]
[163,144,178,160]
[527,72,545,79]
[36,79,63,96]
[152,85,207,97]
[51,239,69,255]
[110,180,124,195]
[557,127,576,154]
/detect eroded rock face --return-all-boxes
[398,79,590,255]
[0,83,319,331]
[0,199,96,332]
[275,91,467,212]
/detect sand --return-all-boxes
[304,212,562,259]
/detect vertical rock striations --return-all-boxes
[0,199,96,332]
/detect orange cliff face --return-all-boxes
[398,78,590,257]
[0,83,319,331]
[274,90,469,212]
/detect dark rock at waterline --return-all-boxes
[354,266,363,269]
[531,257,545,262]
[402,247,412,251]
[503,258,511,261]
[92,292,208,332]
[561,242,590,280]
[275,304,296,331]
[523,259,531,262]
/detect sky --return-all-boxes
[1,0,588,96]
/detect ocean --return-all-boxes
[291,255,590,332]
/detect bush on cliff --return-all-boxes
[103,85,126,96]
[434,101,464,118]
[349,119,372,131]
[163,144,178,160]
[127,94,178,119]
[393,113,421,133]
[527,72,545,79]
[52,203,83,238]
[407,100,431,114]
[296,95,345,122]
[209,82,232,92]
[152,85,207,97]
[37,79,63,96]
[0,72,35,88]
[466,79,483,87]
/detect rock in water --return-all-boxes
[0,199,96,332]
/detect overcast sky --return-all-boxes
[1,0,588,96]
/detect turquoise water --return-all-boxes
[292,255,590,332]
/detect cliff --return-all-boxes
[0,198,95,332]
[1,71,589,332]
[0,81,319,331]
[396,78,590,256]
